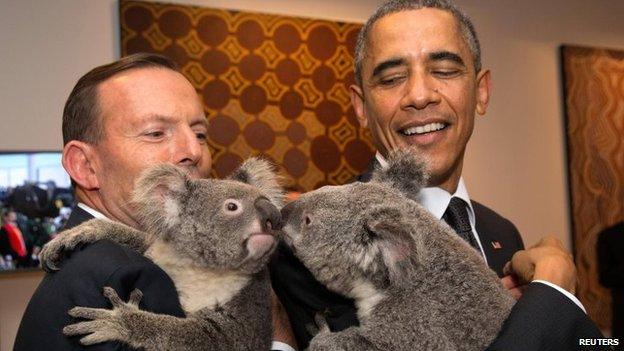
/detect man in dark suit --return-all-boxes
[14,53,212,350]
[270,1,604,350]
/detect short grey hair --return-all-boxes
[353,0,481,86]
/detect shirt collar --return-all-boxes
[77,202,108,220]
[374,151,475,224]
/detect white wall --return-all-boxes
[1,0,624,349]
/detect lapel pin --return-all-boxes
[491,241,502,250]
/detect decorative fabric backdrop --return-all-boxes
[120,0,374,190]
[561,45,624,330]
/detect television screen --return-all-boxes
[0,151,74,272]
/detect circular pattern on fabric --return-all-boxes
[274,24,301,54]
[308,25,338,61]
[279,91,304,119]
[208,114,239,146]
[315,100,342,126]
[312,65,337,92]
[124,6,153,32]
[214,152,243,178]
[240,85,268,114]
[163,43,191,67]
[286,122,306,145]
[345,27,359,54]
[310,136,340,172]
[236,20,264,50]
[239,54,266,81]
[344,139,372,171]
[159,10,191,39]
[283,148,308,178]
[125,37,154,53]
[197,15,228,46]
[202,80,231,110]
[201,49,230,76]
[243,120,275,151]
[275,59,301,86]
[346,106,359,127]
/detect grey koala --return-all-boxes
[281,149,516,351]
[40,157,283,350]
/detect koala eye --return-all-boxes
[305,215,311,226]
[223,199,243,215]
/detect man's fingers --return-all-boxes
[500,275,519,290]
[507,287,523,300]
[509,250,535,283]
[537,235,560,247]
[502,261,511,276]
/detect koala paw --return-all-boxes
[40,221,102,272]
[63,287,143,346]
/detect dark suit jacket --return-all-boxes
[14,206,185,351]
[270,163,604,350]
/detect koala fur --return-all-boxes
[40,157,283,350]
[281,149,516,351]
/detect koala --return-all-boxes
[40,157,283,350]
[281,149,516,351]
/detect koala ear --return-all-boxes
[228,157,284,207]
[132,164,191,232]
[371,147,428,201]
[364,205,419,286]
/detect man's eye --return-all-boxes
[433,70,461,78]
[195,132,207,140]
[145,131,164,138]
[378,75,405,86]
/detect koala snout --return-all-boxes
[254,197,282,232]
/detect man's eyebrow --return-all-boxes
[428,51,465,67]
[190,118,209,129]
[371,58,406,79]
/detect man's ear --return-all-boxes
[350,84,368,129]
[475,69,491,116]
[229,157,283,207]
[62,141,99,190]
[364,205,420,286]
[132,164,191,233]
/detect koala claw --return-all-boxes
[102,286,143,309]
[39,244,62,272]
[314,312,331,334]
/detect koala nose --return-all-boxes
[254,197,282,232]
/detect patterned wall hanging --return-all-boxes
[120,0,374,191]
[561,45,624,330]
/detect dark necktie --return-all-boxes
[442,197,483,254]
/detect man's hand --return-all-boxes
[503,236,577,294]
[500,274,524,300]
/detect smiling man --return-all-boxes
[15,53,212,351]
[270,1,605,350]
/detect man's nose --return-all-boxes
[176,127,203,167]
[401,72,441,110]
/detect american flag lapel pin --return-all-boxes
[491,241,502,250]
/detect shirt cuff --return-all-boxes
[272,341,297,351]
[532,280,587,314]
